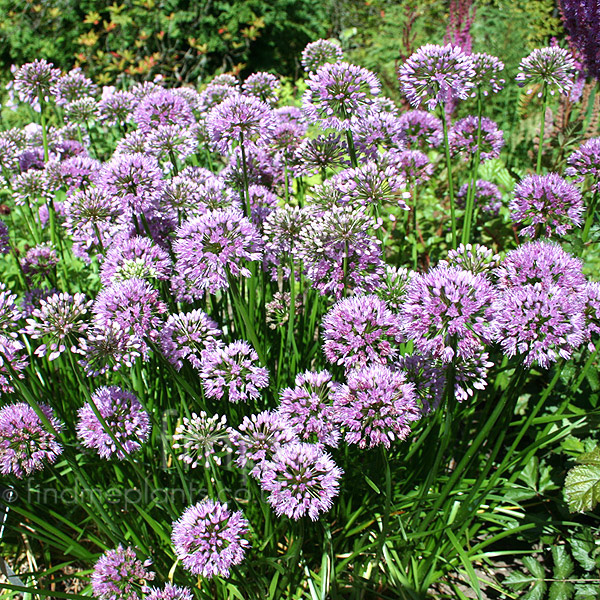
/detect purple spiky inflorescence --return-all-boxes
[456,180,503,216]
[516,47,576,96]
[146,584,194,600]
[471,53,505,96]
[449,116,504,161]
[172,412,230,469]
[13,59,61,105]
[566,137,600,192]
[301,39,344,72]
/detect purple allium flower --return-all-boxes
[496,240,585,292]
[76,386,151,459]
[322,295,404,370]
[386,148,433,185]
[222,142,283,190]
[566,137,600,192]
[63,97,99,124]
[509,173,584,238]
[454,352,494,402]
[50,154,101,192]
[91,545,155,600]
[53,68,97,106]
[114,130,147,155]
[21,243,58,283]
[297,206,384,299]
[197,83,238,114]
[98,90,135,126]
[301,39,344,72]
[99,236,172,286]
[20,287,56,318]
[401,266,496,363]
[349,110,406,157]
[93,279,167,345]
[172,412,230,468]
[13,59,61,105]
[332,365,420,448]
[146,584,193,600]
[516,47,576,96]
[449,116,504,161]
[211,74,239,87]
[0,283,22,334]
[11,169,54,205]
[260,442,342,520]
[247,184,278,227]
[0,335,29,395]
[171,500,250,578]
[228,410,296,475]
[278,370,339,447]
[438,243,500,274]
[173,86,203,112]
[0,222,9,255]
[268,119,307,160]
[397,110,443,150]
[582,281,600,350]
[206,93,273,152]
[172,209,262,301]
[456,179,503,216]
[24,292,91,360]
[471,53,505,96]
[199,340,269,403]
[160,310,221,370]
[302,62,381,131]
[492,284,586,368]
[305,180,348,211]
[242,72,281,106]
[293,133,349,176]
[146,124,199,164]
[129,80,161,100]
[17,147,45,172]
[0,138,19,173]
[397,44,476,110]
[0,402,63,478]
[133,89,196,133]
[197,176,240,211]
[559,0,600,80]
[397,353,445,414]
[160,175,204,218]
[98,153,164,214]
[374,266,416,311]
[263,206,311,275]
[77,323,143,377]
[265,292,303,329]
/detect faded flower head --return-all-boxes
[172,412,230,469]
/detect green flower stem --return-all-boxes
[411,179,418,270]
[440,107,457,249]
[239,132,250,218]
[536,84,548,174]
[375,446,392,572]
[345,130,358,168]
[582,187,599,243]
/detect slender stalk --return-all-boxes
[375,447,392,571]
[582,187,599,243]
[440,107,457,249]
[536,84,548,174]
[345,130,358,168]
[239,132,250,218]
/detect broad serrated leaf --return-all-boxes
[524,556,546,580]
[574,583,600,599]
[569,536,597,571]
[520,456,539,489]
[564,463,600,512]
[524,581,548,600]
[552,546,575,580]
[577,447,600,466]
[550,581,575,600]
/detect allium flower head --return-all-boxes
[199,340,269,403]
[457,180,503,216]
[0,284,23,333]
[401,266,496,363]
[398,44,476,110]
[24,292,91,360]
[0,335,29,395]
[260,442,343,520]
[263,205,311,274]
[172,412,230,468]
[349,110,406,158]
[302,61,381,130]
[11,169,54,206]
[21,243,58,283]
[160,310,221,370]
[454,352,494,402]
[172,209,263,300]
[0,403,63,478]
[492,284,586,368]
[397,110,443,150]
[438,243,501,275]
[76,386,151,459]
[322,295,403,370]
[114,130,147,155]
[99,236,172,286]
[268,119,307,160]
[146,584,194,600]
[0,138,19,174]
[332,365,420,448]
[247,184,278,227]
[64,97,99,124]
[566,137,600,192]
[228,410,296,473]
[293,133,349,176]
[51,154,101,192]
[509,173,583,238]
[13,59,61,105]
[398,354,445,414]
[496,240,585,292]
[449,116,504,161]
[266,292,303,329]
[197,83,238,113]
[160,175,204,218]
[206,93,273,152]
[386,148,433,185]
[582,281,600,350]
[146,124,199,164]
[279,370,339,447]
[91,545,155,600]
[98,90,135,126]
[516,47,576,96]
[471,53,505,96]
[54,68,97,106]
[133,89,196,133]
[242,72,281,106]
[374,266,416,311]
[222,142,283,190]
[301,39,344,72]
[171,500,250,578]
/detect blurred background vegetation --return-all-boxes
[0,0,563,89]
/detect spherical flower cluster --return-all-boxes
[322,295,403,370]
[260,442,342,520]
[91,545,155,600]
[99,236,172,286]
[401,266,496,363]
[454,352,495,402]
[64,97,99,124]
[172,209,263,300]
[386,149,433,185]
[52,155,102,192]
[197,176,240,211]
[0,403,63,478]
[449,116,504,161]
[566,137,600,192]
[582,281,600,350]
[76,386,150,460]
[13,59,61,105]
[199,340,269,403]
[21,243,59,283]
[24,292,91,360]
[516,47,576,96]
[0,335,29,395]
[171,500,250,578]
[11,170,54,206]
[222,142,282,190]
[172,412,230,469]
[398,44,476,110]
[133,89,196,133]
[247,184,278,227]
[349,111,406,158]
[53,68,97,106]
[301,39,344,72]
[302,62,381,130]
[456,180,503,216]
[98,90,135,126]
[146,124,199,163]
[160,310,221,370]
[278,370,339,447]
[438,243,501,275]
[397,354,445,414]
[509,173,584,238]
[374,266,416,311]
[114,130,147,155]
[242,72,281,106]
[471,53,505,96]
[332,365,420,448]
[146,584,194,600]
[293,134,349,176]
[397,110,443,150]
